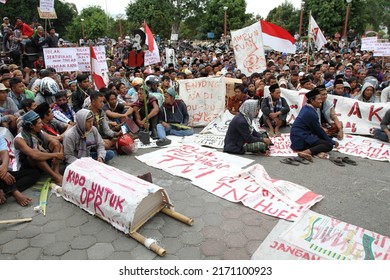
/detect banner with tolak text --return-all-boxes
[179,77,226,126]
[136,145,323,221]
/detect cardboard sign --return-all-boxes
[374,42,390,57]
[43,48,78,72]
[62,158,172,234]
[281,210,390,260]
[76,46,108,72]
[231,22,266,76]
[179,77,226,126]
[39,0,54,12]
[37,7,57,19]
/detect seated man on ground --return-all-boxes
[52,91,76,125]
[103,90,134,132]
[0,136,40,206]
[373,108,390,143]
[0,82,19,132]
[156,88,194,146]
[132,80,159,139]
[290,88,339,161]
[88,91,122,150]
[226,84,250,115]
[34,102,71,143]
[13,110,64,185]
[261,84,290,137]
[224,100,271,155]
[63,109,115,164]
[317,85,344,140]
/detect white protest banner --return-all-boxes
[281,210,390,260]
[137,145,322,221]
[40,0,54,12]
[265,87,390,135]
[43,48,78,72]
[268,133,297,157]
[200,110,234,135]
[374,42,390,57]
[76,46,108,73]
[62,158,172,234]
[335,134,390,161]
[194,134,225,149]
[144,49,161,66]
[179,77,226,126]
[231,22,266,76]
[360,36,377,51]
[251,220,325,260]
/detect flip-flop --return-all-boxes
[329,157,345,166]
[293,157,310,165]
[339,157,357,166]
[298,152,313,162]
[280,158,300,166]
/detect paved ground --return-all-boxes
[0,130,389,260]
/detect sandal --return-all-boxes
[329,157,345,166]
[297,152,313,162]
[280,158,300,166]
[293,156,310,165]
[338,157,357,166]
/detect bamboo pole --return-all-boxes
[0,218,32,225]
[161,207,194,226]
[306,11,312,73]
[129,231,166,256]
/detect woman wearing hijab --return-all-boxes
[223,99,271,155]
[63,109,115,165]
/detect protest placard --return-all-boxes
[361,37,377,51]
[43,48,78,72]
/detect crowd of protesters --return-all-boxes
[0,14,389,207]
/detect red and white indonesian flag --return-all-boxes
[231,22,266,76]
[143,22,160,66]
[309,16,327,50]
[90,45,106,90]
[260,20,296,54]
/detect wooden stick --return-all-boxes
[0,218,32,225]
[129,231,166,256]
[161,207,194,226]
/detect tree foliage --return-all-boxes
[266,1,299,35]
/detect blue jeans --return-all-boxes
[373,128,389,142]
[90,150,115,163]
[157,123,194,139]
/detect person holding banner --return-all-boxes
[373,108,390,143]
[224,99,271,156]
[290,88,339,162]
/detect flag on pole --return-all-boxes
[260,20,296,54]
[309,15,327,50]
[143,22,161,66]
[90,45,106,90]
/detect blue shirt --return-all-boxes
[7,91,26,110]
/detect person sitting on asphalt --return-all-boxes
[103,90,134,132]
[290,88,339,161]
[63,109,115,165]
[156,88,194,146]
[88,91,122,150]
[373,108,390,143]
[0,82,18,133]
[52,91,76,125]
[261,84,290,137]
[0,136,40,207]
[317,85,344,140]
[13,110,64,185]
[224,99,271,155]
[132,80,159,139]
[354,82,377,103]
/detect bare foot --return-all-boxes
[258,150,271,157]
[12,190,32,207]
[317,152,329,159]
[0,189,6,204]
[53,175,63,186]
[298,152,313,162]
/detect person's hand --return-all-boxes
[337,130,344,140]
[55,153,64,160]
[334,141,339,148]
[269,113,278,120]
[97,157,104,163]
[2,172,15,185]
[162,122,169,129]
[0,164,8,179]
[24,67,30,74]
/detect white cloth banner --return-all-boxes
[62,158,171,234]
[231,22,266,76]
[309,16,327,50]
[136,145,323,221]
[43,48,79,72]
[336,134,390,161]
[40,0,54,12]
[251,220,325,260]
[361,37,377,51]
[281,210,390,260]
[178,77,226,126]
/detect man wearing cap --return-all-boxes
[290,88,339,162]
[13,110,64,185]
[0,83,18,132]
[261,84,290,137]
[298,77,314,91]
[156,88,193,146]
